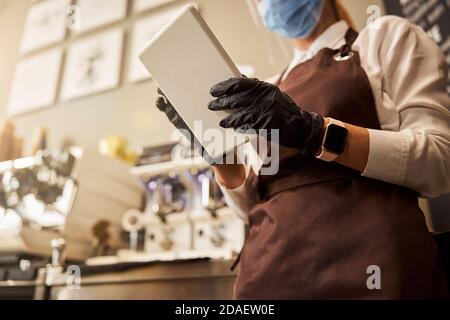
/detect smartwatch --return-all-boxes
[316,118,348,162]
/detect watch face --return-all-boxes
[323,124,348,154]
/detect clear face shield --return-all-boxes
[245,0,293,65]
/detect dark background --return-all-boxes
[383,0,450,232]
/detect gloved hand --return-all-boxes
[156,88,190,132]
[208,78,325,156]
[155,88,215,164]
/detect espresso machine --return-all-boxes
[120,143,245,261]
[0,143,244,300]
[0,148,144,296]
[189,168,245,258]
[142,174,192,259]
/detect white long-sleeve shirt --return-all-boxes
[219,16,450,223]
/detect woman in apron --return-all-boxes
[157,0,450,299]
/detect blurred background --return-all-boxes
[0,0,385,152]
[0,0,448,300]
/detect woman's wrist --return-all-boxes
[315,117,369,172]
[213,164,246,190]
[334,121,370,172]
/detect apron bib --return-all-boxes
[234,29,448,299]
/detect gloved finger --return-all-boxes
[208,90,256,111]
[235,124,254,134]
[157,87,171,105]
[166,106,180,123]
[176,116,190,132]
[156,96,171,112]
[169,113,189,132]
[219,109,253,129]
[228,110,272,131]
[157,87,165,96]
[210,77,260,97]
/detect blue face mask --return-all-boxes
[259,0,325,39]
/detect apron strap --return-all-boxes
[275,67,289,87]
[345,28,359,46]
[276,28,359,86]
[339,28,359,57]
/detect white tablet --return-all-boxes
[139,5,252,160]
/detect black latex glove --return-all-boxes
[156,88,190,132]
[155,88,215,164]
[208,78,325,156]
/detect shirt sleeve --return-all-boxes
[359,16,450,198]
[214,75,282,221]
[216,164,259,223]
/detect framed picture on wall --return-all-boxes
[20,0,70,54]
[61,28,124,101]
[7,49,63,116]
[133,0,181,13]
[128,5,188,82]
[74,0,128,34]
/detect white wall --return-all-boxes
[0,0,385,154]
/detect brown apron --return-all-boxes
[234,29,448,299]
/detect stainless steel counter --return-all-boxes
[46,259,236,300]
